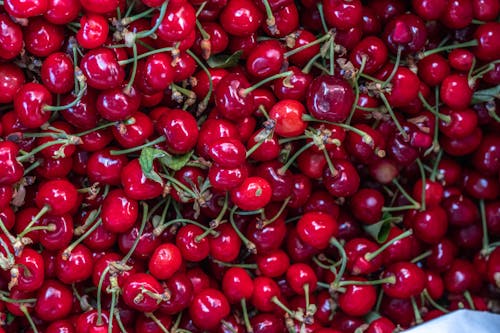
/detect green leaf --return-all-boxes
[159,150,193,171]
[363,216,399,244]
[472,85,500,104]
[206,50,243,69]
[139,147,168,184]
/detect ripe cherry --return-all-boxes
[34,280,73,322]
[338,277,377,317]
[296,211,338,250]
[219,0,263,37]
[382,262,426,298]
[121,159,164,201]
[55,244,93,284]
[222,267,254,303]
[149,243,183,280]
[230,176,272,211]
[122,273,166,312]
[156,109,199,154]
[189,288,230,331]
[35,179,78,216]
[80,48,125,90]
[76,14,109,49]
[176,224,210,262]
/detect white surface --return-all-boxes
[404,310,500,332]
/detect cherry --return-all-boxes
[472,134,500,176]
[39,214,74,251]
[251,276,281,312]
[286,263,317,295]
[296,211,338,250]
[87,148,128,186]
[156,109,199,154]
[350,188,385,225]
[440,74,473,110]
[96,84,141,122]
[80,48,125,90]
[143,53,175,91]
[0,63,24,104]
[175,224,210,262]
[472,0,500,21]
[443,259,478,294]
[269,99,307,138]
[44,0,81,24]
[101,189,138,233]
[34,280,73,322]
[12,248,45,293]
[338,277,377,317]
[219,0,263,37]
[35,179,78,216]
[323,159,361,197]
[77,14,109,49]
[246,40,285,79]
[306,75,355,123]
[487,247,500,288]
[122,273,165,312]
[323,0,363,30]
[4,0,48,18]
[246,214,287,254]
[411,0,447,20]
[46,319,76,333]
[382,262,426,299]
[0,141,24,186]
[215,73,256,121]
[121,159,164,201]
[24,17,65,57]
[230,176,272,211]
[221,267,254,304]
[0,14,24,60]
[148,243,182,280]
[159,272,194,315]
[55,244,93,284]
[189,288,230,331]
[256,249,290,278]
[442,195,479,227]
[60,88,99,130]
[441,0,473,29]
[155,1,196,43]
[345,238,383,275]
[209,223,242,263]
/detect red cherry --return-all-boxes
[156,109,199,154]
[101,189,138,233]
[13,248,45,293]
[155,1,196,43]
[4,0,48,18]
[14,82,53,129]
[176,224,210,262]
[0,141,24,185]
[24,17,65,57]
[35,179,78,215]
[296,211,338,250]
[189,288,230,331]
[80,48,125,90]
[122,273,165,312]
[0,63,25,103]
[219,0,263,37]
[35,280,73,321]
[55,244,93,284]
[440,74,473,110]
[382,262,426,298]
[222,267,254,303]
[209,223,242,263]
[77,14,109,49]
[246,40,285,78]
[323,0,363,30]
[338,277,377,317]
[80,0,118,14]
[148,243,183,280]
[230,176,272,211]
[44,0,81,24]
[121,159,164,201]
[286,263,317,295]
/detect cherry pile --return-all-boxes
[0,0,499,332]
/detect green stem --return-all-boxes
[118,47,174,65]
[382,46,402,89]
[364,229,413,262]
[420,40,479,58]
[43,78,86,111]
[135,1,168,39]
[330,238,347,285]
[479,199,489,252]
[422,289,449,313]
[125,42,138,94]
[284,33,332,58]
[110,136,166,155]
[416,158,427,211]
[121,202,149,264]
[241,71,293,96]
[229,206,257,253]
[17,140,71,162]
[378,93,408,141]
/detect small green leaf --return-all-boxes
[472,85,500,104]
[159,150,193,171]
[206,50,243,69]
[363,217,398,243]
[139,147,168,184]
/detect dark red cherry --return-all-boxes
[24,17,64,57]
[246,40,284,78]
[96,84,141,122]
[14,248,45,293]
[383,13,427,54]
[219,0,263,37]
[215,73,256,121]
[4,0,48,18]
[55,244,93,284]
[122,273,165,312]
[441,0,473,29]
[87,148,128,186]
[440,74,473,110]
[306,75,355,123]
[323,159,360,197]
[44,0,81,24]
[80,0,118,14]
[80,48,125,90]
[121,159,164,201]
[34,280,73,322]
[382,262,426,299]
[156,109,199,154]
[323,0,363,30]
[189,288,230,331]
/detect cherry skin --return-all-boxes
[144,53,175,91]
[286,263,318,295]
[411,0,447,20]
[122,273,165,312]
[246,40,284,79]
[24,17,65,57]
[222,267,254,303]
[323,0,363,30]
[440,74,473,110]
[230,176,272,211]
[0,141,24,185]
[209,223,242,263]
[441,0,473,29]
[207,137,246,168]
[306,75,355,123]
[4,0,48,18]
[101,189,138,233]
[256,249,290,278]
[0,63,25,103]
[350,188,385,224]
[77,14,109,49]
[35,179,78,216]
[87,148,128,186]
[296,211,338,250]
[34,280,73,322]
[121,159,164,201]
[41,52,74,95]
[39,214,74,251]
[44,0,81,24]
[245,214,288,253]
[384,66,421,107]
[350,36,389,74]
[189,288,230,331]
[323,159,361,197]
[345,238,384,275]
[176,224,210,262]
[269,99,307,138]
[0,14,23,61]
[338,277,377,317]
[13,248,45,293]
[219,0,263,37]
[383,13,427,55]
[155,1,196,43]
[156,109,199,154]
[14,82,53,129]
[215,73,256,121]
[443,259,478,294]
[80,48,125,90]
[159,272,194,315]
[149,243,183,280]
[382,262,426,299]
[55,244,93,284]
[251,276,281,312]
[96,84,141,122]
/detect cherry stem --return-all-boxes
[329,37,335,76]
[418,92,450,123]
[75,120,124,137]
[110,136,166,155]
[479,199,490,253]
[163,174,198,200]
[338,275,396,287]
[393,178,421,208]
[113,309,129,333]
[329,237,347,285]
[382,46,402,89]
[271,296,295,317]
[17,139,76,163]
[210,192,229,228]
[121,202,149,264]
[346,55,367,125]
[241,298,254,333]
[364,229,413,262]
[121,6,155,25]
[260,0,277,33]
[108,291,118,333]
[429,150,443,182]
[419,39,479,58]
[284,32,332,58]
[20,305,38,333]
[410,297,423,324]
[411,249,432,263]
[316,3,329,34]
[96,265,111,325]
[63,218,102,260]
[118,47,174,65]
[145,312,171,333]
[0,218,15,243]
[303,53,322,74]
[422,289,449,313]
[125,43,138,94]
[0,237,14,268]
[416,159,427,211]
[229,205,257,254]
[378,93,409,140]
[186,49,212,115]
[463,290,475,310]
[17,205,50,239]
[278,141,314,175]
[240,71,294,97]
[302,115,375,145]
[261,197,291,227]
[154,218,217,238]
[43,74,87,111]
[135,1,169,40]
[211,259,256,269]
[23,159,41,176]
